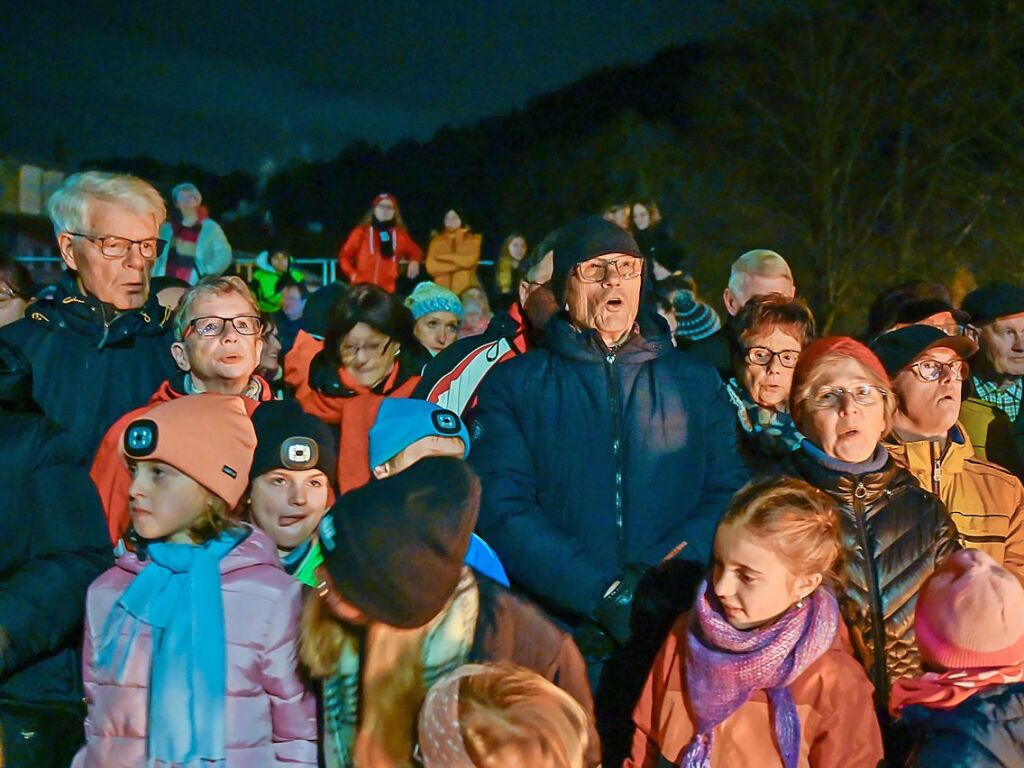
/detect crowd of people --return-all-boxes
[1,169,1023,767]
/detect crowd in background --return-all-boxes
[2,170,1024,768]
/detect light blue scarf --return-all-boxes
[97,529,245,767]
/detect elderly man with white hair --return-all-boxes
[688,248,797,376]
[0,171,178,455]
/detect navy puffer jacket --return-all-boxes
[902,683,1024,767]
[469,312,748,622]
[0,272,176,456]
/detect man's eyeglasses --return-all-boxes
[68,232,166,261]
[0,285,23,305]
[808,384,888,410]
[340,338,393,360]
[744,346,800,369]
[575,257,643,283]
[186,315,263,338]
[908,358,968,383]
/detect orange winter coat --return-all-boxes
[626,612,883,768]
[90,374,273,543]
[425,228,482,295]
[338,224,423,293]
[284,330,420,492]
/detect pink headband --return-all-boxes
[416,664,490,767]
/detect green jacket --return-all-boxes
[960,396,1024,481]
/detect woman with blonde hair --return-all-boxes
[494,233,527,297]
[417,662,590,768]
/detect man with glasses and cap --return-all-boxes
[871,324,1024,582]
[470,216,748,673]
[90,276,274,544]
[0,171,178,457]
[957,284,1024,479]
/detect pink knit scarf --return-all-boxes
[682,581,839,768]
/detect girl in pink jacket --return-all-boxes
[73,394,318,767]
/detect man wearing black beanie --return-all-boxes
[469,215,748,668]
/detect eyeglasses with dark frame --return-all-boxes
[67,232,166,261]
[186,315,263,338]
[908,358,968,383]
[744,346,801,369]
[575,257,644,283]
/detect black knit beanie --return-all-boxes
[551,215,644,304]
[249,399,338,491]
[319,457,479,628]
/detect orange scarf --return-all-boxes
[890,663,1024,716]
[335,364,419,493]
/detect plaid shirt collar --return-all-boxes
[972,375,1024,421]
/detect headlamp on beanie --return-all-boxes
[281,437,318,470]
[124,420,158,457]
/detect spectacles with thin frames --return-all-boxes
[575,257,644,283]
[186,315,263,338]
[340,338,393,360]
[67,232,166,260]
[808,384,888,410]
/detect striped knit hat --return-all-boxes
[674,289,722,342]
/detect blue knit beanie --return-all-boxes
[673,289,722,342]
[368,398,470,469]
[404,282,462,320]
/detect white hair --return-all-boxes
[728,249,793,295]
[47,171,166,237]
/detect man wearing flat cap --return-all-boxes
[959,284,1024,478]
[871,325,1024,582]
[470,216,748,672]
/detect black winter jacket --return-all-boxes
[902,683,1024,768]
[469,313,748,624]
[779,446,959,708]
[0,272,176,456]
[0,414,112,704]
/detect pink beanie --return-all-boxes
[915,549,1024,670]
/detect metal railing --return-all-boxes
[15,253,495,289]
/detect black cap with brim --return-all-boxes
[869,324,979,378]
[896,298,969,327]
[962,284,1024,327]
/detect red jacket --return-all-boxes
[284,331,420,492]
[90,374,273,543]
[627,611,883,768]
[337,224,423,293]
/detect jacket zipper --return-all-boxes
[852,480,887,698]
[930,441,941,496]
[98,307,128,349]
[604,352,626,569]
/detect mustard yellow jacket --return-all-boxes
[886,423,1024,581]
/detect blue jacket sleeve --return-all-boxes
[0,420,112,679]
[686,374,750,565]
[470,370,617,620]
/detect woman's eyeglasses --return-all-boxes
[744,346,800,369]
[808,384,888,409]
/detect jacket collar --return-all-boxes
[792,441,906,506]
[543,305,672,364]
[28,271,171,346]
[885,422,971,476]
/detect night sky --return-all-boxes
[2,1,729,173]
